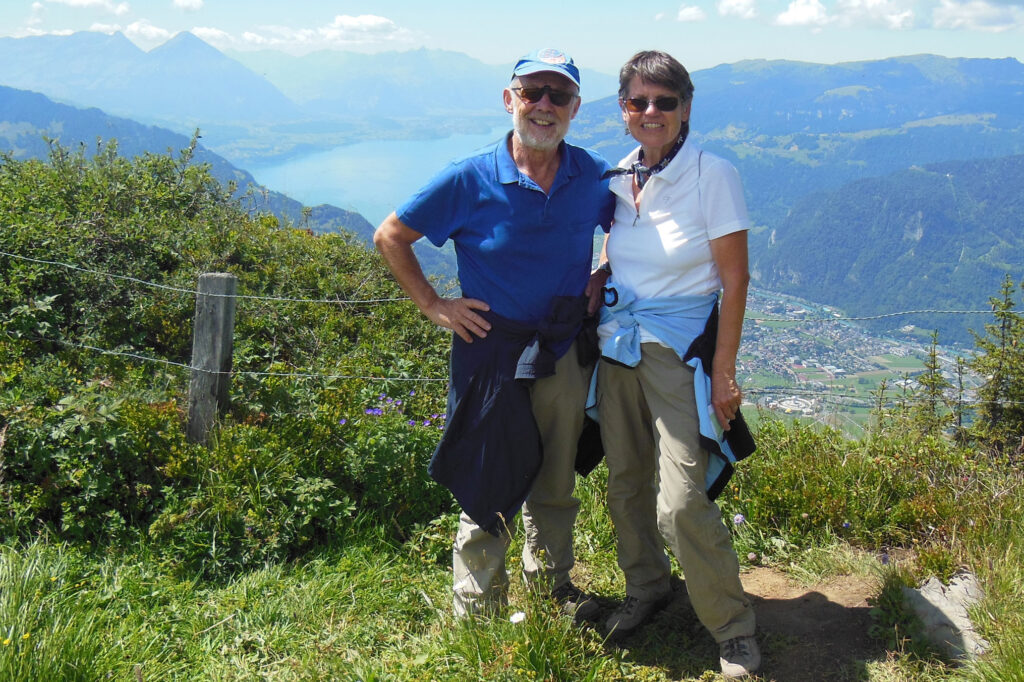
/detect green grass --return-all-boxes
[872,354,927,371]
[3,422,1022,681]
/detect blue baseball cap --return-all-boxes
[511,48,581,89]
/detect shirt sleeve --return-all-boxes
[587,149,617,233]
[700,156,752,241]
[396,161,472,248]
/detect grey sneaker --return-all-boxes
[551,582,600,621]
[719,635,761,678]
[604,592,673,639]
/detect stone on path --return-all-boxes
[901,570,990,660]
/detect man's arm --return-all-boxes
[373,212,492,343]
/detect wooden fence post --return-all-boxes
[187,272,237,445]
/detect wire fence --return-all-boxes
[2,248,1013,405]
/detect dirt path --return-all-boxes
[740,566,883,681]
[601,566,886,680]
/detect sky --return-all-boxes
[2,0,1022,74]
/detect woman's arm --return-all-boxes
[708,230,750,431]
[585,232,612,315]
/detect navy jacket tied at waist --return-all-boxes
[428,295,592,535]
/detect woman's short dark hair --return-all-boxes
[618,50,695,102]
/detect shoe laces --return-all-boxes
[553,582,583,602]
[618,595,641,616]
[721,637,751,659]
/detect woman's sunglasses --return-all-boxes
[511,85,577,107]
[621,96,681,113]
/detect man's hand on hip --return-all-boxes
[426,297,492,343]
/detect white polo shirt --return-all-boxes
[600,137,751,344]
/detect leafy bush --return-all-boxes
[1,379,190,541]
[720,415,979,561]
[2,140,453,575]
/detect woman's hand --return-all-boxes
[711,370,742,432]
[585,268,610,315]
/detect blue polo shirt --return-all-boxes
[397,131,615,324]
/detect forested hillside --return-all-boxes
[0,84,373,237]
[752,154,1024,343]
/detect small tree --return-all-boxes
[968,275,1024,457]
[912,330,953,435]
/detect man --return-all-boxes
[374,48,614,618]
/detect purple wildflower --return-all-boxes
[733,514,746,526]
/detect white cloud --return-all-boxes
[717,0,759,19]
[47,0,130,16]
[191,25,231,44]
[776,0,832,25]
[201,13,415,53]
[835,0,915,28]
[86,18,172,43]
[28,2,45,25]
[23,27,74,37]
[125,19,172,42]
[932,0,1023,30]
[173,0,203,10]
[678,4,709,20]
[318,14,405,42]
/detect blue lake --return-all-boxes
[248,126,511,227]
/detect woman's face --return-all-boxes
[621,77,691,159]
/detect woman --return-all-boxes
[587,50,759,679]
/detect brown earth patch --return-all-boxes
[740,566,886,681]
[596,565,890,680]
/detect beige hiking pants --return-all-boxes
[452,343,590,617]
[598,343,755,642]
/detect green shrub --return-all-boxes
[721,415,980,561]
[1,380,189,541]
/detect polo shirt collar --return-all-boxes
[651,135,697,184]
[495,131,576,188]
[613,135,698,191]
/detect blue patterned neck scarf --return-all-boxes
[631,129,687,189]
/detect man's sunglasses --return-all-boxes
[621,96,682,113]
[511,85,577,107]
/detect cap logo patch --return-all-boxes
[537,48,567,64]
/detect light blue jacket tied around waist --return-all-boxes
[587,283,741,496]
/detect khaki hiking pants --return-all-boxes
[452,342,591,617]
[598,342,755,642]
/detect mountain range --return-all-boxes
[0,31,616,165]
[0,84,372,241]
[571,54,1024,227]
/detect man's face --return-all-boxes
[504,73,581,152]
